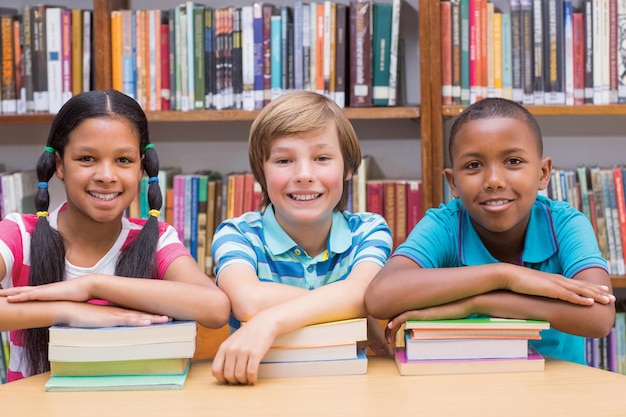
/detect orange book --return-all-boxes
[71,9,83,95]
[165,188,174,226]
[382,180,396,249]
[394,180,407,249]
[135,9,146,109]
[110,10,123,92]
[242,172,255,213]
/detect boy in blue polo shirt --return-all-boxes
[211,91,392,384]
[365,97,615,364]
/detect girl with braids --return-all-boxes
[0,89,230,382]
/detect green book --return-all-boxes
[371,2,392,106]
[45,361,191,392]
[405,317,550,330]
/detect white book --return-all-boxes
[564,0,574,105]
[310,2,317,94]
[48,340,196,362]
[185,1,195,110]
[404,335,529,361]
[619,0,626,103]
[148,10,159,111]
[388,0,401,105]
[294,1,305,91]
[82,10,92,93]
[271,318,367,347]
[262,342,358,363]
[302,3,311,91]
[241,6,255,111]
[258,349,367,378]
[46,7,63,114]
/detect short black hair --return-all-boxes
[448,98,543,163]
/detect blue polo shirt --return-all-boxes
[394,195,608,364]
[213,204,392,330]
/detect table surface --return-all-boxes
[2,356,626,416]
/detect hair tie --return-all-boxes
[36,211,49,218]
[148,209,160,218]
[145,144,155,150]
[37,182,48,189]
[148,176,159,184]
[43,146,55,153]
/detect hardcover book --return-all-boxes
[258,348,367,378]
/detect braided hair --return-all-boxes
[23,89,163,375]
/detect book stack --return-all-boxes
[45,320,197,392]
[394,317,550,376]
[257,318,368,378]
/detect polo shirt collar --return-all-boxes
[459,199,558,265]
[262,205,351,256]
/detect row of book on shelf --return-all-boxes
[442,164,626,277]
[0,5,93,115]
[439,0,626,106]
[110,0,405,112]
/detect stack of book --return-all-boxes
[45,320,197,392]
[394,317,550,376]
[258,318,368,378]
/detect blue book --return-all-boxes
[253,3,264,109]
[270,13,282,99]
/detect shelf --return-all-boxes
[145,106,420,122]
[442,105,626,117]
[612,277,626,289]
[0,107,419,125]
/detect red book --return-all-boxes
[406,179,423,233]
[366,180,384,216]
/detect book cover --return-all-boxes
[271,318,367,347]
[394,346,545,376]
[45,360,191,392]
[258,348,367,378]
[262,342,358,363]
[48,339,196,362]
[49,320,197,347]
[372,2,392,106]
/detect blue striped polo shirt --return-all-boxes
[394,195,608,364]
[212,204,392,329]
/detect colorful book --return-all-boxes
[271,318,367,347]
[50,357,191,377]
[45,360,191,392]
[405,317,550,331]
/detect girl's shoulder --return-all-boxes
[124,217,174,235]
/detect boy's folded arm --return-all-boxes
[365,257,516,319]
[471,288,615,338]
[217,263,309,321]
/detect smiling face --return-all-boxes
[264,125,350,236]
[55,117,143,226]
[444,117,552,245]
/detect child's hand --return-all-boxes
[366,315,393,356]
[385,300,474,345]
[0,277,93,303]
[506,268,615,306]
[63,303,171,328]
[211,317,278,385]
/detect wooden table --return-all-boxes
[2,356,625,416]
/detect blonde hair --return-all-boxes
[248,91,362,211]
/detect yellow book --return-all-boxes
[493,10,502,97]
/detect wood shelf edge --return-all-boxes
[442,105,626,117]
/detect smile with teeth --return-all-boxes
[483,200,510,206]
[290,193,320,201]
[90,191,120,201]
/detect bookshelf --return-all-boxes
[422,0,626,288]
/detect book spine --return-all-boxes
[441,1,452,105]
[349,0,372,107]
[532,0,544,104]
[372,2,392,106]
[70,9,82,96]
[270,13,282,99]
[193,5,205,110]
[493,8,502,98]
[22,6,34,113]
[232,7,243,110]
[262,4,273,106]
[510,0,522,102]
[609,0,618,104]
[241,6,255,111]
[618,0,626,102]
[501,10,513,100]
[252,3,264,109]
[584,0,594,103]
[60,9,71,106]
[335,4,347,108]
[460,0,470,104]
[564,0,574,105]
[161,10,170,110]
[520,0,534,104]
[46,7,62,114]
[1,13,16,114]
